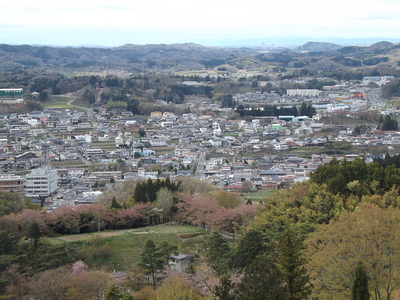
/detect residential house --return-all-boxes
[169,254,195,270]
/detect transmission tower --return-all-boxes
[41,143,50,168]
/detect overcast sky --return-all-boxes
[1,0,400,47]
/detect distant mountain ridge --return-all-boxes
[192,36,400,47]
[1,40,400,74]
[0,43,257,74]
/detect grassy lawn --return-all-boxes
[43,96,71,109]
[243,190,274,203]
[42,95,87,111]
[50,224,207,271]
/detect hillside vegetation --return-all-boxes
[2,154,400,298]
[1,41,400,76]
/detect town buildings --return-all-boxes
[0,76,395,208]
[25,167,58,199]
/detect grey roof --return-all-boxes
[170,254,195,260]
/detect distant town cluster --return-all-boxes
[0,73,397,210]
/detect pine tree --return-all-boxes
[214,274,237,300]
[0,229,16,255]
[351,261,370,300]
[299,102,307,116]
[110,196,122,210]
[27,222,41,249]
[138,128,146,137]
[278,229,312,300]
[158,241,178,267]
[237,255,288,300]
[121,293,133,300]
[146,178,156,202]
[134,182,146,203]
[234,229,266,270]
[206,231,232,276]
[105,284,123,300]
[139,240,164,290]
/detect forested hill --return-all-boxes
[2,41,400,75]
[0,43,256,74]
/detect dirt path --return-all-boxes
[51,228,156,242]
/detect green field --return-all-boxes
[42,97,71,109]
[43,95,88,111]
[52,224,207,271]
[243,190,274,203]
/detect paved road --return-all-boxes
[367,88,385,110]
[195,151,206,179]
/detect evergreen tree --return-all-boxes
[27,222,41,249]
[234,229,266,270]
[236,105,245,118]
[351,261,370,300]
[0,229,16,255]
[206,231,232,276]
[139,240,164,289]
[378,114,384,129]
[278,229,312,300]
[292,105,298,117]
[299,103,307,116]
[138,128,146,137]
[105,284,123,300]
[214,274,237,300]
[110,196,122,210]
[155,178,162,190]
[133,182,146,203]
[146,178,156,202]
[237,255,288,300]
[382,115,399,131]
[307,104,316,117]
[121,293,134,300]
[158,241,178,267]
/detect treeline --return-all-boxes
[4,161,400,299]
[20,72,220,110]
[210,229,311,300]
[133,178,180,203]
[381,77,400,98]
[248,154,400,299]
[0,204,151,237]
[310,156,400,197]
[236,102,316,118]
[0,178,254,237]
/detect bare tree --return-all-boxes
[155,187,174,222]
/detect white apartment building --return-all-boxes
[175,147,189,157]
[25,167,58,198]
[68,168,85,177]
[287,89,320,97]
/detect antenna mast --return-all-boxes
[41,143,50,168]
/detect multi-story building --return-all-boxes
[286,89,320,97]
[25,167,58,198]
[0,174,25,192]
[0,88,23,98]
[84,148,103,159]
[92,171,121,182]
